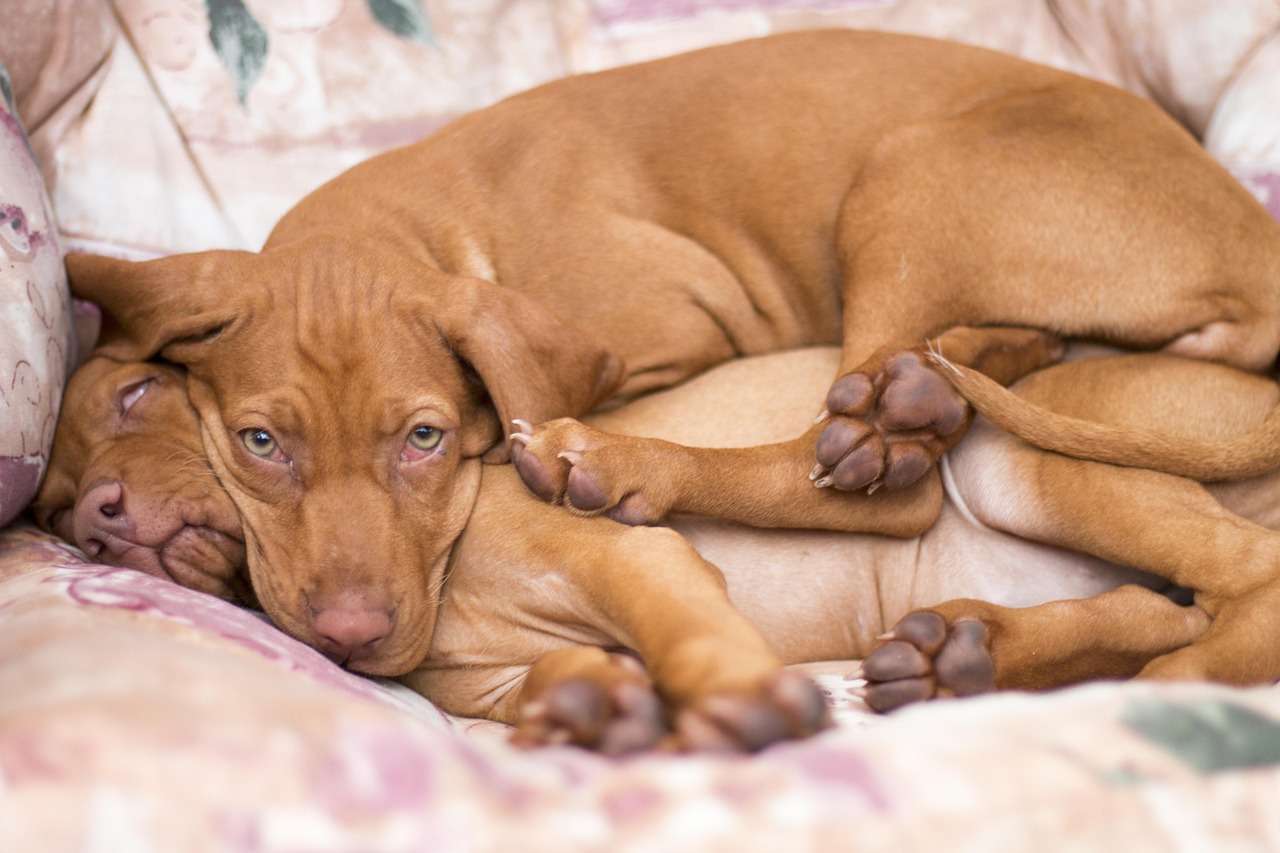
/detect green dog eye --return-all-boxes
[407,425,442,452]
[242,429,277,457]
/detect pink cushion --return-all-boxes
[0,91,75,526]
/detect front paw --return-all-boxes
[853,611,995,712]
[508,418,671,525]
[513,671,669,755]
[812,351,969,492]
[675,670,831,752]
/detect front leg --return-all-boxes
[814,326,1064,492]
[510,419,942,535]
[439,473,831,753]
[585,524,831,751]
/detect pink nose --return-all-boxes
[73,479,131,560]
[312,605,394,664]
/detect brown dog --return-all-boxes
[38,345,1280,751]
[62,31,1280,695]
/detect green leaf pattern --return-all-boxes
[202,0,433,106]
[205,0,269,106]
[0,58,13,115]
[1122,698,1280,774]
[368,0,436,46]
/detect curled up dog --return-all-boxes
[46,31,1280,749]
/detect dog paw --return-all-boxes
[853,611,995,712]
[508,418,670,525]
[512,675,669,755]
[675,670,831,752]
[812,350,969,492]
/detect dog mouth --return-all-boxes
[83,523,248,602]
[159,525,252,602]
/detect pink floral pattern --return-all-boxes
[0,96,74,527]
[2,523,1280,848]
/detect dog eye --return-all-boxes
[118,378,153,415]
[241,428,279,458]
[407,425,443,452]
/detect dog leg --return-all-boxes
[823,89,1280,493]
[510,419,942,534]
[453,483,832,752]
[576,524,832,751]
[961,440,1280,686]
[856,585,1210,713]
[509,325,1056,534]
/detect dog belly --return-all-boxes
[672,504,1160,666]
[910,507,1167,612]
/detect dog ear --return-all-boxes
[434,277,625,463]
[65,251,248,364]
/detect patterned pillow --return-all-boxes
[0,61,75,527]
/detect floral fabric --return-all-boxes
[0,74,75,527]
[2,523,1280,849]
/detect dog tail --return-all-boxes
[931,355,1280,481]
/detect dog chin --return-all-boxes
[341,647,430,678]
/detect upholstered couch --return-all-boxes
[2,1,1279,848]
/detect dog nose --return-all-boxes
[73,479,131,559]
[311,604,394,664]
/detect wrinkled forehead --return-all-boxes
[203,297,468,395]
[38,359,187,506]
[209,242,460,367]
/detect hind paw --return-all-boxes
[812,350,969,492]
[853,611,995,712]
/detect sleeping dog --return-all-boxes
[40,344,1280,752]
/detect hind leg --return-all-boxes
[825,95,1280,492]
[961,435,1280,687]
[857,586,1210,712]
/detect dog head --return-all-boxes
[33,356,252,603]
[64,238,623,676]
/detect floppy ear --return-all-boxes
[434,277,625,463]
[65,251,250,364]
